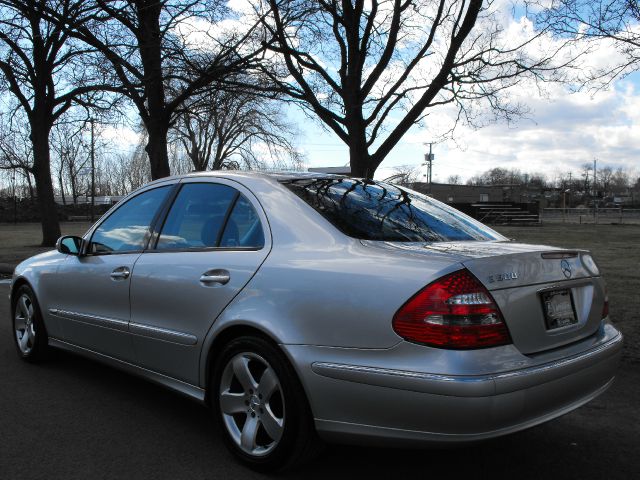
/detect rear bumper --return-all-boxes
[283,322,622,446]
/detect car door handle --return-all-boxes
[200,269,230,285]
[110,267,130,280]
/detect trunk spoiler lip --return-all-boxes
[360,239,592,262]
[541,251,580,259]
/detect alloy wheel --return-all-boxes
[14,293,36,355]
[219,352,285,457]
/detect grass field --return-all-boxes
[0,222,91,266]
[1,222,638,362]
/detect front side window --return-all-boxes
[90,186,171,253]
[283,178,504,242]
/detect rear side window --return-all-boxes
[283,178,503,242]
[90,186,171,253]
[221,195,265,248]
[156,183,264,250]
[157,183,236,249]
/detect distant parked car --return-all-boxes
[11,172,622,471]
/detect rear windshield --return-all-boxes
[282,178,504,242]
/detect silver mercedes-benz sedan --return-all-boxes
[10,171,622,471]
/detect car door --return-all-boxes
[129,178,270,384]
[52,184,174,363]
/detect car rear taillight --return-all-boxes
[392,269,511,349]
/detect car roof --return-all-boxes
[144,170,346,187]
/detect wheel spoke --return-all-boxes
[240,415,259,451]
[260,407,283,442]
[220,391,246,415]
[14,314,26,331]
[257,368,278,401]
[232,356,257,392]
[19,330,30,350]
[19,296,30,319]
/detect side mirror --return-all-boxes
[56,235,84,256]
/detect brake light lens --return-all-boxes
[392,269,511,349]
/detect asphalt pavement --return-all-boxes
[0,284,638,480]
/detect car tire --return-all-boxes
[11,284,49,362]
[211,335,321,471]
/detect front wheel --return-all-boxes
[12,284,49,362]
[212,336,320,471]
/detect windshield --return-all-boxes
[282,178,505,242]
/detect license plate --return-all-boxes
[541,289,578,330]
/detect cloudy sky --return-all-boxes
[290,2,640,184]
[99,1,640,185]
[298,74,640,183]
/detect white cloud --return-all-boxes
[99,125,140,148]
[399,79,640,183]
[375,3,640,183]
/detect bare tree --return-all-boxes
[0,122,35,199]
[0,0,111,245]
[468,167,523,186]
[50,121,91,205]
[386,164,421,186]
[174,89,303,172]
[102,138,151,195]
[47,0,273,180]
[259,0,572,178]
[610,167,631,194]
[446,174,462,184]
[598,166,614,196]
[534,0,640,86]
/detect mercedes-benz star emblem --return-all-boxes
[561,259,572,278]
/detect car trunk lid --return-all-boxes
[361,240,606,354]
[459,245,605,354]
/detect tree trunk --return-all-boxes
[58,170,66,205]
[346,119,373,178]
[69,163,78,205]
[31,129,61,247]
[138,0,171,180]
[145,120,171,179]
[24,170,35,201]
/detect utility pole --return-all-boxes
[424,143,434,193]
[90,118,96,223]
[12,169,17,224]
[593,158,597,221]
